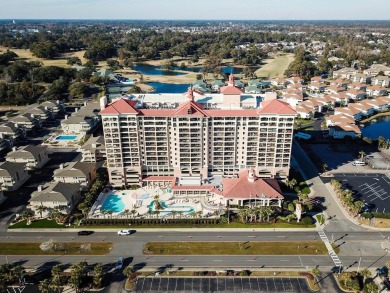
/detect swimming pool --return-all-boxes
[148,200,194,214]
[55,135,78,141]
[101,194,125,213]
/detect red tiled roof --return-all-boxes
[100,99,139,115]
[173,100,209,117]
[222,170,283,199]
[258,99,296,115]
[220,85,243,95]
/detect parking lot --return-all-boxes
[329,173,390,213]
[135,277,311,293]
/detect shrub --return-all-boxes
[239,270,251,276]
[302,216,313,225]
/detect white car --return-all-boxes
[117,229,132,236]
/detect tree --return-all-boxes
[287,178,297,190]
[363,282,378,293]
[123,265,136,279]
[127,85,143,94]
[93,263,105,289]
[35,205,46,218]
[322,164,328,174]
[30,41,58,59]
[39,279,51,293]
[21,210,34,225]
[359,268,371,281]
[131,209,137,219]
[67,57,82,66]
[311,267,321,277]
[359,150,365,161]
[68,82,89,98]
[123,209,130,219]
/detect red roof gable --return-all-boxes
[220,85,243,95]
[222,170,283,199]
[100,99,139,115]
[258,99,296,115]
[173,100,209,117]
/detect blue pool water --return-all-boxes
[147,82,190,93]
[148,200,194,214]
[101,194,125,213]
[55,135,78,141]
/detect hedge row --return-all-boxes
[362,212,390,219]
[84,218,221,226]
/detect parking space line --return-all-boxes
[297,278,303,292]
[265,277,269,292]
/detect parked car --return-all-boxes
[352,161,366,166]
[78,230,94,236]
[116,257,124,270]
[117,229,134,236]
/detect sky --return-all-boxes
[0,0,389,20]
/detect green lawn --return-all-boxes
[9,219,65,229]
[144,241,336,255]
[0,242,112,255]
[255,53,295,78]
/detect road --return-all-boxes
[292,141,367,232]
[1,230,390,270]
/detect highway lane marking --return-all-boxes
[213,260,222,262]
[298,256,304,267]
[279,260,290,262]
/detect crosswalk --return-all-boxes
[318,230,342,267]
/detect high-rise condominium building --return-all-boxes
[100,76,296,187]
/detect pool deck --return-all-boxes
[88,186,224,220]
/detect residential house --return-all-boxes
[5,145,49,170]
[61,102,101,135]
[39,100,65,117]
[244,85,262,94]
[329,123,361,139]
[325,114,355,127]
[210,80,225,92]
[330,79,350,87]
[363,64,390,76]
[348,82,367,91]
[308,82,326,93]
[286,76,304,85]
[371,76,390,88]
[327,85,346,94]
[29,182,82,217]
[53,161,97,188]
[295,104,314,119]
[310,76,325,83]
[0,122,26,141]
[283,93,303,108]
[350,73,371,84]
[366,85,388,97]
[346,89,366,100]
[270,77,287,88]
[332,67,357,79]
[79,135,106,162]
[334,106,365,121]
[29,106,52,122]
[301,99,325,113]
[287,83,305,92]
[0,162,30,191]
[9,114,41,131]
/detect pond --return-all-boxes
[147,82,190,93]
[361,115,390,140]
[134,63,244,76]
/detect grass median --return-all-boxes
[144,241,337,255]
[0,242,112,255]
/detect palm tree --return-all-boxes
[123,209,130,219]
[237,208,247,223]
[190,211,197,219]
[178,211,184,219]
[93,263,105,289]
[171,210,177,219]
[359,268,371,282]
[107,210,113,219]
[123,265,136,279]
[154,210,160,219]
[100,209,107,219]
[264,206,274,223]
[277,214,297,223]
[21,210,34,225]
[287,178,297,190]
[38,279,51,293]
[311,267,321,277]
[322,164,328,174]
[359,150,365,161]
[51,264,62,281]
[35,205,46,219]
[131,209,137,219]
[197,211,202,218]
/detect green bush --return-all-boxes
[239,270,251,276]
[301,187,311,195]
[301,216,313,226]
